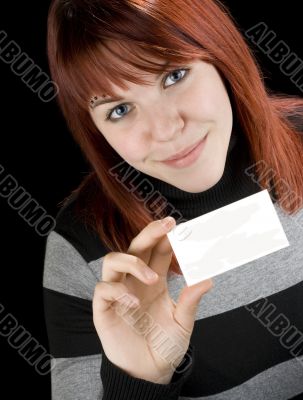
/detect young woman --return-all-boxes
[43,0,303,399]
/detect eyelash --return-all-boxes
[105,67,190,122]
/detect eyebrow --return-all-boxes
[91,61,171,109]
[91,96,124,109]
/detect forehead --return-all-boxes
[89,74,153,107]
[89,74,156,109]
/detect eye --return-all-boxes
[105,104,131,122]
[105,67,190,122]
[162,68,189,88]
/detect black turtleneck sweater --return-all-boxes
[42,122,303,399]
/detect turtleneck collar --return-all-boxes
[134,123,264,221]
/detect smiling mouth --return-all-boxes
[161,136,207,162]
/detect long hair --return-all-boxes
[47,0,303,275]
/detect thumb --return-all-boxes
[173,278,214,334]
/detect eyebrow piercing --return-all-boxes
[90,95,99,108]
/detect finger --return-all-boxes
[101,251,159,284]
[127,217,176,265]
[93,281,140,314]
[173,278,214,334]
[148,234,174,276]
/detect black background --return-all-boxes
[0,1,301,397]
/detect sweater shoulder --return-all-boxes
[285,106,303,133]
[52,190,110,264]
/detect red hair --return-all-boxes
[47,0,303,275]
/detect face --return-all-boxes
[89,59,233,193]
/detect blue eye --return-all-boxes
[105,104,131,121]
[163,68,188,87]
[105,68,190,122]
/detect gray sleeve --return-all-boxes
[43,230,105,399]
[50,355,103,400]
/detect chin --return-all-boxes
[180,164,225,193]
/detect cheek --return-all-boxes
[90,115,145,162]
[109,136,146,162]
[189,76,231,119]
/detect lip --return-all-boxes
[162,137,206,161]
[160,133,208,168]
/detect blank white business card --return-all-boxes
[167,189,290,286]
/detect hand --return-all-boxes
[92,217,213,384]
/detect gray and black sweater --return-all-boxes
[43,118,303,399]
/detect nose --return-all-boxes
[145,101,185,142]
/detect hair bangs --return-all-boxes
[64,37,205,111]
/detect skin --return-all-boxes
[89,58,233,193]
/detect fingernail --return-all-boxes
[144,268,158,280]
[161,216,175,229]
